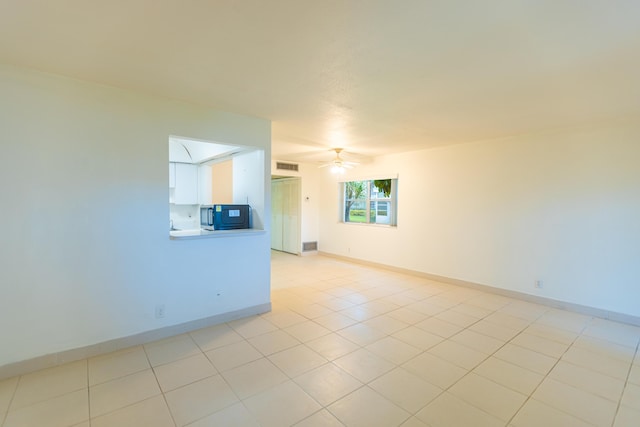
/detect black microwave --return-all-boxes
[200,204,252,230]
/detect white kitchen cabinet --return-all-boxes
[198,164,213,205]
[169,162,176,188]
[173,163,198,204]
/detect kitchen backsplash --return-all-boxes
[170,204,199,230]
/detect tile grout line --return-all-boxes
[610,337,640,427]
[0,374,20,427]
[503,316,597,427]
[215,321,289,425]
[280,279,535,424]
[407,301,589,425]
[404,301,522,423]
[338,298,513,421]
[228,314,357,427]
[272,256,640,426]
[85,359,91,427]
[265,293,417,425]
[1,370,22,427]
[151,330,236,426]
[141,342,178,427]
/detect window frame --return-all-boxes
[340,177,397,226]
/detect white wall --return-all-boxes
[0,64,271,367]
[300,163,321,247]
[319,122,640,317]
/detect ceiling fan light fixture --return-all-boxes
[319,147,358,173]
[331,163,345,174]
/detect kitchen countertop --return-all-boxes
[169,228,266,240]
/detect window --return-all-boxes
[342,178,397,225]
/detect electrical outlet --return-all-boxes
[155,304,166,318]
[534,280,543,289]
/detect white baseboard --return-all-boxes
[319,251,640,327]
[0,302,271,381]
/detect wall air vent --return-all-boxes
[276,162,299,172]
[302,241,318,252]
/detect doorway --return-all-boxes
[271,177,301,254]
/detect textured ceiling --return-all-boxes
[1,1,639,163]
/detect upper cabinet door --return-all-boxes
[169,162,176,188]
[198,164,213,205]
[173,163,198,205]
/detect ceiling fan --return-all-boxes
[318,148,359,173]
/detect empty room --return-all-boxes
[1,1,639,426]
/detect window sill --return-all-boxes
[339,222,397,228]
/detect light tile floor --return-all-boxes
[1,251,639,426]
